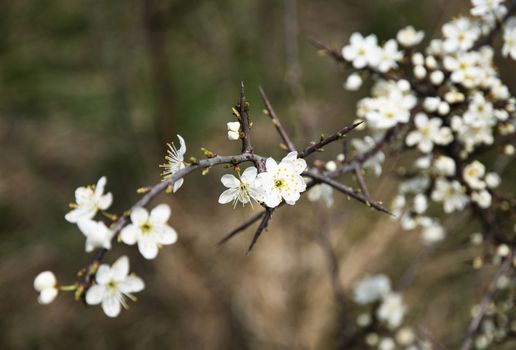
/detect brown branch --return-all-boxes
[216,210,266,246]
[353,166,370,198]
[304,170,393,216]
[238,82,253,154]
[459,248,516,350]
[246,207,274,254]
[298,121,364,158]
[259,86,297,152]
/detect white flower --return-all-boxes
[307,184,334,208]
[433,155,456,176]
[485,172,501,188]
[463,160,486,190]
[472,190,492,208]
[85,256,144,318]
[257,152,307,208]
[379,338,396,350]
[431,178,469,213]
[377,39,403,73]
[471,0,505,18]
[502,26,516,60]
[442,17,480,53]
[413,194,428,214]
[218,167,264,207]
[396,26,425,47]
[77,220,115,252]
[65,176,113,223]
[342,33,380,69]
[405,113,453,153]
[160,135,188,192]
[344,73,363,91]
[377,292,406,329]
[419,217,445,244]
[227,122,240,141]
[34,271,58,305]
[353,274,391,305]
[120,204,178,259]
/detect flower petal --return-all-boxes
[95,265,113,285]
[95,176,107,197]
[130,207,148,226]
[85,285,105,305]
[120,224,138,245]
[102,295,122,318]
[150,204,171,224]
[177,134,186,157]
[97,193,113,210]
[241,167,258,182]
[138,239,159,260]
[265,158,278,173]
[159,225,178,245]
[38,288,58,305]
[173,178,184,193]
[112,256,129,281]
[119,276,145,294]
[221,174,240,188]
[218,188,237,204]
[65,207,95,223]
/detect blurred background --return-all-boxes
[1,0,515,349]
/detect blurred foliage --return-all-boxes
[1,0,515,349]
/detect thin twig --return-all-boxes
[459,248,516,350]
[238,82,253,154]
[298,121,363,158]
[216,211,266,246]
[259,86,297,152]
[353,166,370,198]
[246,207,274,254]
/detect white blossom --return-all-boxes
[344,73,363,91]
[257,152,307,208]
[85,256,144,318]
[463,160,486,190]
[353,274,391,305]
[34,271,58,305]
[218,167,265,207]
[442,17,480,53]
[377,292,406,329]
[472,190,492,208]
[65,176,113,223]
[419,217,446,244]
[160,135,188,192]
[485,172,501,188]
[471,0,506,18]
[502,25,516,60]
[227,121,241,141]
[405,113,452,153]
[342,33,380,69]
[431,178,469,213]
[396,26,425,47]
[77,219,115,252]
[433,155,456,176]
[307,184,334,208]
[377,39,403,72]
[120,204,178,260]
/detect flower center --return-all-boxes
[141,223,153,234]
[107,280,118,292]
[274,179,283,188]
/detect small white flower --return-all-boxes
[325,161,337,172]
[377,292,406,329]
[442,17,480,53]
[396,26,425,47]
[77,220,115,252]
[433,155,456,176]
[344,73,363,91]
[377,39,403,72]
[396,327,416,346]
[120,204,178,260]
[227,122,240,141]
[257,152,307,208]
[471,0,505,18]
[405,113,453,153]
[472,190,492,208]
[502,26,516,60]
[34,271,58,305]
[342,33,380,69]
[413,194,428,214]
[419,217,446,244]
[353,274,391,305]
[218,167,264,207]
[485,172,501,188]
[307,184,334,208]
[463,160,486,190]
[65,176,113,223]
[430,70,445,85]
[85,256,144,318]
[160,135,188,192]
[431,178,469,213]
[379,337,396,350]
